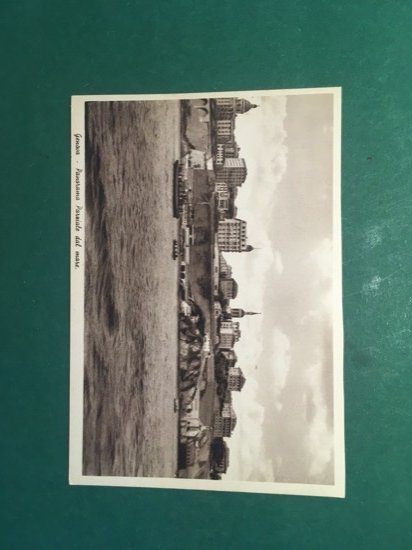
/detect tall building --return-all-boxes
[219,321,241,349]
[213,404,237,437]
[223,142,240,158]
[216,182,230,213]
[216,158,247,187]
[228,366,246,392]
[215,97,258,119]
[217,218,255,252]
[219,324,236,350]
[231,308,261,318]
[216,119,234,143]
[215,142,240,166]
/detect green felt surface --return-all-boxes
[1,1,412,548]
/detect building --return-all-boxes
[216,182,230,213]
[219,253,232,279]
[220,320,233,331]
[219,320,241,350]
[216,119,234,143]
[213,404,237,437]
[180,417,203,442]
[211,438,230,474]
[218,218,255,252]
[215,97,258,119]
[223,142,240,159]
[216,182,229,194]
[235,98,258,114]
[215,141,240,166]
[231,308,261,318]
[216,144,225,165]
[220,349,238,367]
[216,158,247,187]
[228,366,246,392]
[215,97,236,120]
[218,322,236,350]
[219,332,235,350]
[220,277,238,300]
[232,321,241,342]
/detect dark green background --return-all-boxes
[1,1,411,548]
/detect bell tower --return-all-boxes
[231,309,261,318]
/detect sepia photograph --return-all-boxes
[70,88,344,497]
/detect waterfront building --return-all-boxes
[216,144,225,165]
[228,366,246,392]
[215,182,239,219]
[216,158,247,187]
[219,320,241,349]
[216,182,229,194]
[220,320,233,331]
[216,119,234,143]
[215,97,258,119]
[232,321,241,342]
[215,98,236,120]
[213,404,237,437]
[216,182,230,213]
[218,218,255,252]
[219,323,236,350]
[215,141,240,166]
[223,142,240,159]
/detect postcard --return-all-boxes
[70,88,344,497]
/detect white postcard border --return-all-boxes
[69,87,345,498]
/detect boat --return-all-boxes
[172,160,180,218]
[172,239,179,259]
[173,398,179,413]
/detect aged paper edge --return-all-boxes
[69,87,345,498]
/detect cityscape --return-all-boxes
[176,97,264,479]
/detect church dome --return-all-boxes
[235,98,259,114]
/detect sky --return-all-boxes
[223,93,336,485]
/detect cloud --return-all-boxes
[304,363,334,480]
[218,94,336,484]
[234,96,289,226]
[308,238,333,281]
[273,251,284,275]
[225,377,274,481]
[269,328,291,395]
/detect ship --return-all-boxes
[172,160,180,218]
